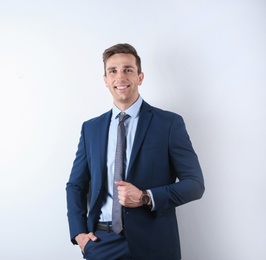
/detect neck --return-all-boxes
[114,95,139,111]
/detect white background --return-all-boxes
[0,1,265,259]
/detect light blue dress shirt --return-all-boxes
[99,96,143,221]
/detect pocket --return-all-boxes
[83,239,92,254]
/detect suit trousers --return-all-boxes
[82,230,131,260]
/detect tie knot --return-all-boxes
[119,112,130,123]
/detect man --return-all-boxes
[66,43,205,260]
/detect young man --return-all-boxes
[66,43,205,259]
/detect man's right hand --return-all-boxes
[75,232,98,252]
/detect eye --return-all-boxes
[125,68,132,73]
[109,69,116,74]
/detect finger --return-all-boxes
[88,232,98,241]
[115,181,128,186]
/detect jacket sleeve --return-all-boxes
[66,123,90,244]
[150,115,205,214]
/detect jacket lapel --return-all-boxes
[98,110,112,183]
[127,101,153,179]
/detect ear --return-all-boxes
[103,75,107,86]
[138,72,144,85]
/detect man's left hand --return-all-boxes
[115,181,142,208]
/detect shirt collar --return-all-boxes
[112,96,143,120]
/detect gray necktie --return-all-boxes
[112,112,129,234]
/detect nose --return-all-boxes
[116,70,126,80]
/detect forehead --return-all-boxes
[106,53,137,68]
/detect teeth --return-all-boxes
[116,85,128,90]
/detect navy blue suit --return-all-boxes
[66,101,205,259]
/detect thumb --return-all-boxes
[115,180,128,186]
[88,232,98,241]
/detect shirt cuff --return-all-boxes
[147,190,156,211]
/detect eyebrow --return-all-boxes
[106,66,116,71]
[106,65,135,71]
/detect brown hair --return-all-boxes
[102,43,142,75]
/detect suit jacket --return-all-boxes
[66,100,205,259]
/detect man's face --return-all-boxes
[104,53,144,110]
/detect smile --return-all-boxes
[115,85,130,90]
